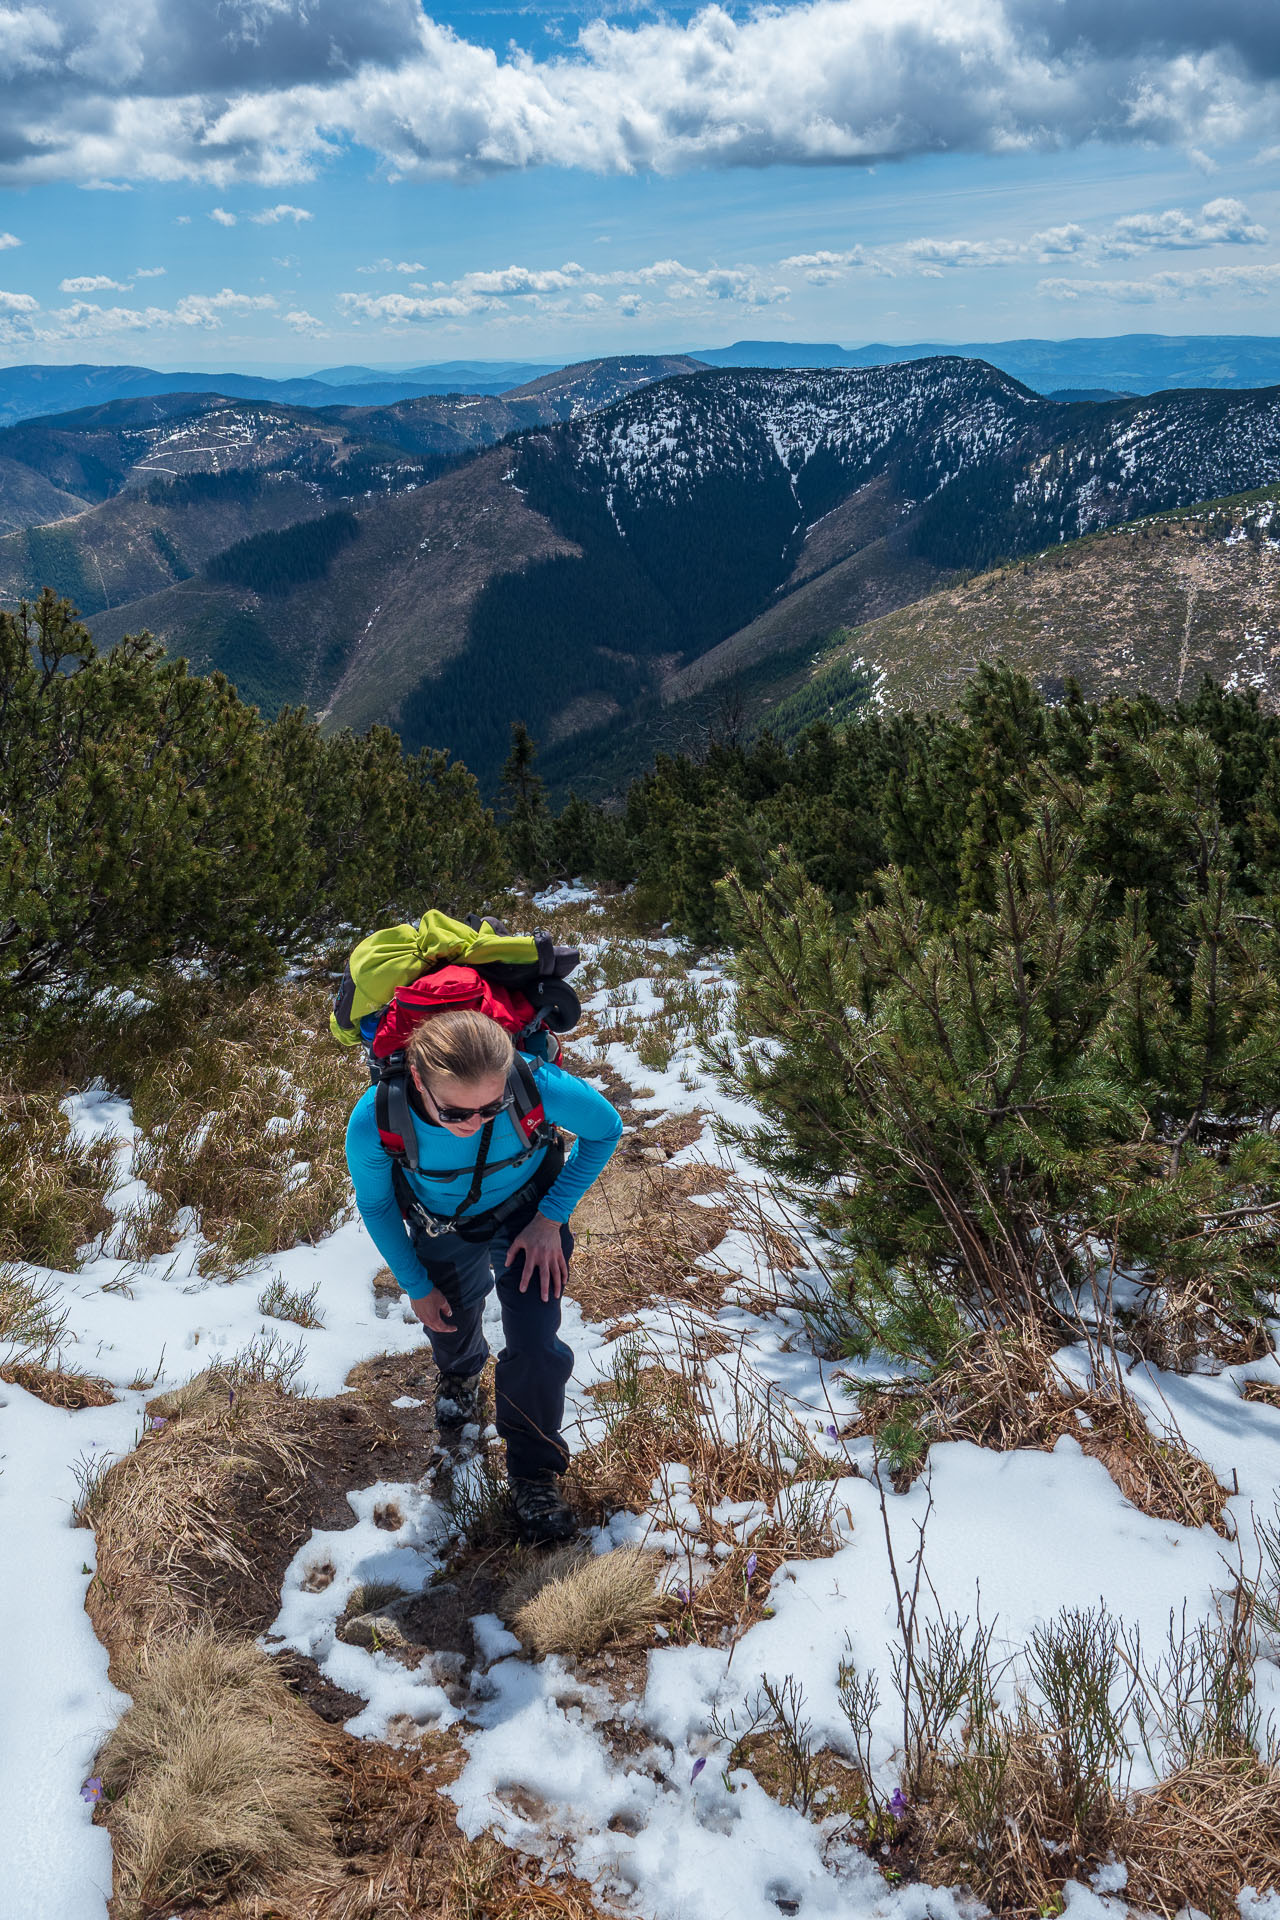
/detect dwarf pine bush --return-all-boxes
[709,733,1280,1365]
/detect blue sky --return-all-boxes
[0,0,1277,368]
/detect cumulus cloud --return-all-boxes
[0,0,1276,186]
[284,306,325,332]
[209,206,237,225]
[249,202,311,223]
[357,258,426,274]
[342,252,790,324]
[134,265,165,277]
[1039,261,1280,302]
[1099,196,1268,254]
[0,233,20,249]
[0,290,38,313]
[59,273,130,291]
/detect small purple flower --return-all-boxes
[826,1424,839,1440]
[889,1787,909,1820]
[690,1756,707,1784]
[81,1777,103,1804]
[227,1387,236,1408]
[744,1553,758,1582]
[677,1585,691,1605]
[148,1416,165,1432]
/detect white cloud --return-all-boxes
[0,233,20,250]
[59,273,130,292]
[209,206,237,226]
[357,258,426,273]
[344,252,791,325]
[135,266,165,277]
[1038,261,1280,302]
[0,0,1276,186]
[249,202,312,223]
[1031,224,1090,259]
[173,287,276,325]
[284,307,325,332]
[900,237,1020,274]
[1099,196,1267,254]
[0,290,38,313]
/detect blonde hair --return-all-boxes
[405,1008,513,1090]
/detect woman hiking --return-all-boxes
[346,1005,622,1545]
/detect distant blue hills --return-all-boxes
[691,335,1280,395]
[2,335,1278,428]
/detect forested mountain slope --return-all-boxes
[760,485,1280,737]
[12,358,1280,794]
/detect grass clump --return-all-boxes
[10,974,365,1277]
[0,1260,113,1405]
[98,1629,334,1919]
[506,1545,666,1657]
[0,1089,115,1269]
[90,1348,311,1643]
[849,1322,1230,1530]
[258,1275,325,1328]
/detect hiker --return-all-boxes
[346,1005,622,1544]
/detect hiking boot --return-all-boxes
[434,1370,484,1430]
[509,1473,578,1546]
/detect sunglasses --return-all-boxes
[429,1089,514,1125]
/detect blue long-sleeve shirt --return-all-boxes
[345,1055,623,1298]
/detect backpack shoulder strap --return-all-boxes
[374,1063,419,1172]
[507,1053,556,1146]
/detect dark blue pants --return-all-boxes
[407,1202,575,1480]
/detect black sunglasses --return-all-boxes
[429,1088,514,1124]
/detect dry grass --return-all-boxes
[1125,1757,1280,1917]
[211,1727,613,1920]
[0,1357,114,1406]
[568,1147,730,1321]
[9,973,365,1278]
[851,1322,1230,1532]
[1244,1377,1280,1411]
[126,982,363,1274]
[89,1358,312,1645]
[0,1088,116,1269]
[567,1320,840,1644]
[98,1630,336,1920]
[506,1545,667,1657]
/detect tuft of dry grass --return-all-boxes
[98,1629,336,1920]
[567,1319,839,1645]
[214,1725,614,1920]
[506,1545,666,1657]
[567,1147,730,1321]
[1244,1377,1280,1411]
[8,973,365,1279]
[1,1357,114,1407]
[90,1358,312,1644]
[851,1321,1230,1532]
[0,1089,117,1270]
[1124,1756,1280,1917]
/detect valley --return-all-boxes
[4,354,1280,793]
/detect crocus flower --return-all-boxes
[677,1585,691,1605]
[148,1416,165,1431]
[81,1778,103,1804]
[744,1553,758,1582]
[826,1424,839,1440]
[690,1757,707,1784]
[889,1787,909,1819]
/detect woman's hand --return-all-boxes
[506,1211,569,1301]
[409,1288,455,1335]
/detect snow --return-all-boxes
[0,1088,422,1920]
[7,927,1280,1920]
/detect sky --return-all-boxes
[0,0,1277,369]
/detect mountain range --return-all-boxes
[3,354,1271,793]
[2,334,1279,430]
